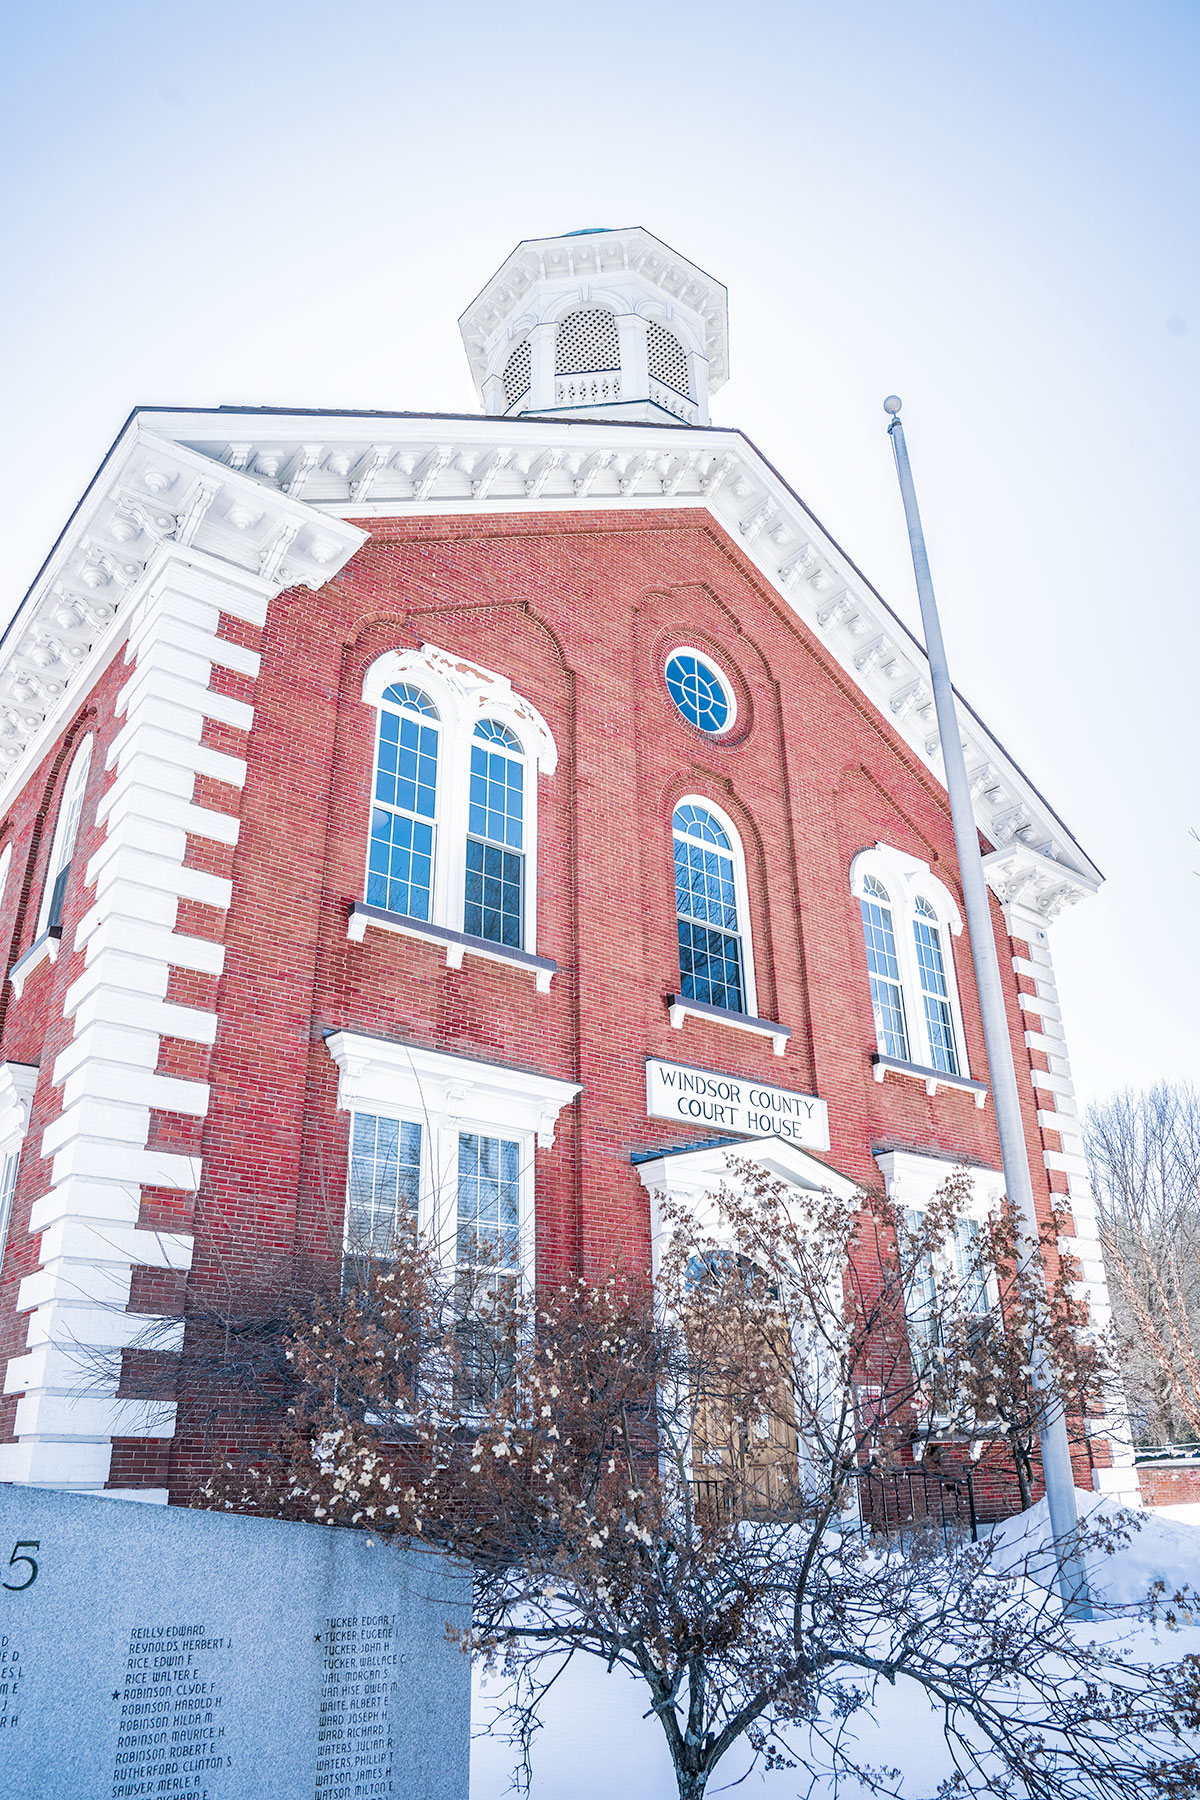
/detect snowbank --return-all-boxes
[990,1486,1200,1607]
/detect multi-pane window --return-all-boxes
[860,877,909,1061]
[953,1217,991,1319]
[367,685,439,920]
[464,721,524,948]
[904,1208,941,1365]
[914,898,959,1075]
[665,652,732,734]
[360,648,558,962]
[901,1204,997,1371]
[853,850,970,1078]
[0,1148,21,1267]
[40,736,93,935]
[673,804,745,1014]
[455,1132,521,1408]
[455,1132,521,1271]
[344,1112,422,1262]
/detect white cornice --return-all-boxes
[0,424,365,807]
[982,843,1100,923]
[2,407,1099,913]
[0,1060,38,1145]
[325,1031,581,1149]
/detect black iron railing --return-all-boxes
[848,1465,978,1544]
[690,1466,978,1544]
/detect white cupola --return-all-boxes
[458,227,729,427]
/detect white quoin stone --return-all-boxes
[459,226,729,428]
[0,537,361,1497]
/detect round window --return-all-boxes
[664,650,734,734]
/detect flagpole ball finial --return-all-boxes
[883,395,903,416]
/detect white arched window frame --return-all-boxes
[352,644,558,988]
[671,796,759,1022]
[38,734,93,937]
[850,845,978,1100]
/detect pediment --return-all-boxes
[634,1134,860,1203]
[0,405,1101,922]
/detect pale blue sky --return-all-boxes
[2,1,1196,1103]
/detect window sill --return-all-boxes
[347,901,557,993]
[871,1053,988,1108]
[8,928,62,999]
[665,993,790,1057]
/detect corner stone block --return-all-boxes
[0,1437,114,1487]
[13,1393,177,1440]
[17,1261,135,1315]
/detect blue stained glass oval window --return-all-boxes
[664,652,732,734]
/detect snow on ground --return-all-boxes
[990,1487,1200,1606]
[470,1496,1200,1798]
[1152,1501,1200,1528]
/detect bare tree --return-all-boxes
[909,1195,1113,1509]
[1086,1084,1200,1445]
[204,1163,1200,1800]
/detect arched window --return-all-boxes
[859,875,909,1062]
[0,845,12,923]
[465,721,525,948]
[39,735,93,936]
[851,846,969,1080]
[913,896,959,1075]
[646,320,690,399]
[357,644,558,974]
[502,337,531,411]
[367,685,440,921]
[673,803,746,1015]
[556,307,620,375]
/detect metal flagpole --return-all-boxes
[883,396,1092,1620]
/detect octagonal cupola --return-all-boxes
[459,227,728,427]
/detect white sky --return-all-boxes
[2,1,1196,1106]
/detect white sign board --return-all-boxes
[646,1059,829,1151]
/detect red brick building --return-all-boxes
[0,227,1129,1507]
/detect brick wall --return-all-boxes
[162,508,1074,1503]
[1135,1463,1200,1508]
[0,506,1088,1511]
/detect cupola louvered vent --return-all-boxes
[502,338,532,410]
[646,320,690,399]
[555,308,620,375]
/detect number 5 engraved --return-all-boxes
[3,1541,39,1591]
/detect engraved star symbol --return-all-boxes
[314,1633,322,1643]
[112,1691,120,1701]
